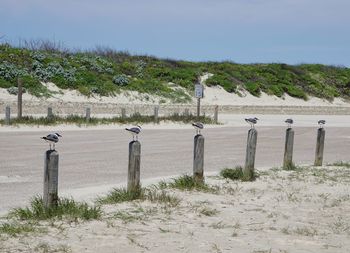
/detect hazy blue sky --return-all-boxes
[1,0,349,65]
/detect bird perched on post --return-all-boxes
[318,120,326,128]
[125,125,142,141]
[41,133,62,150]
[245,117,259,128]
[285,118,293,129]
[192,122,204,135]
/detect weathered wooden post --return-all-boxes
[17,78,23,119]
[314,128,326,166]
[283,128,294,169]
[121,108,126,119]
[5,106,10,125]
[214,105,219,124]
[127,141,141,192]
[154,106,159,123]
[243,128,258,180]
[193,134,205,183]
[85,107,91,122]
[43,150,59,208]
[47,107,53,119]
[184,108,189,117]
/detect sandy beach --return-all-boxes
[1,165,350,253]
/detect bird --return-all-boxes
[192,122,204,135]
[245,117,259,128]
[125,125,142,141]
[285,118,293,129]
[41,133,62,150]
[318,120,326,128]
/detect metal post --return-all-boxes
[196,98,201,119]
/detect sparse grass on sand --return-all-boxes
[328,161,350,168]
[158,174,219,193]
[97,187,180,207]
[9,196,101,221]
[0,113,215,126]
[2,165,350,252]
[220,166,257,181]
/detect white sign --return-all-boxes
[195,84,204,98]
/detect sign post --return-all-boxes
[195,84,204,119]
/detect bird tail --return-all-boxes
[41,137,47,140]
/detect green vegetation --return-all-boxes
[283,163,303,171]
[328,161,350,168]
[1,41,350,101]
[9,196,101,221]
[220,166,257,181]
[0,113,215,126]
[97,187,180,207]
[0,221,40,236]
[220,166,244,180]
[159,174,219,193]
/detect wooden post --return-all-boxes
[314,128,326,166]
[214,105,218,124]
[193,134,204,183]
[121,108,126,119]
[127,141,141,192]
[47,107,53,119]
[5,106,10,125]
[184,108,189,117]
[43,150,59,208]
[196,98,201,119]
[154,106,159,123]
[85,107,91,122]
[17,78,23,119]
[283,128,294,169]
[243,128,258,180]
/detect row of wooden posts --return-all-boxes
[3,105,220,125]
[42,126,325,208]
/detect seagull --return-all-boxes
[125,125,142,141]
[41,133,62,150]
[245,117,259,128]
[285,118,293,129]
[192,122,204,135]
[318,120,326,128]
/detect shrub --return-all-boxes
[7,86,26,95]
[113,74,129,86]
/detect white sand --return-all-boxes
[1,165,350,252]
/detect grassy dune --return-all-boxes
[1,41,350,102]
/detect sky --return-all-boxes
[1,0,350,66]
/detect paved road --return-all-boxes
[1,124,349,214]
